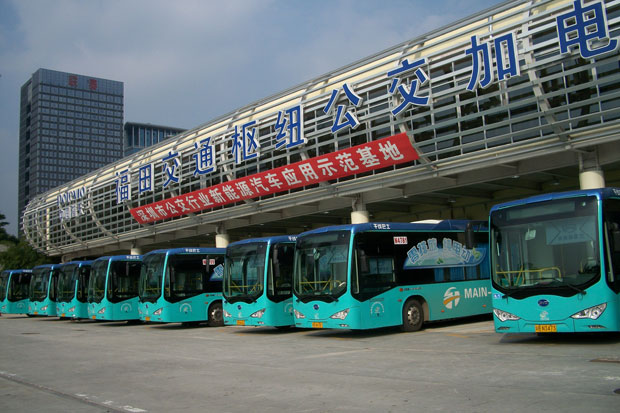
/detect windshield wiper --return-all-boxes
[539,278,587,295]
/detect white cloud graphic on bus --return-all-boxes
[404,237,486,269]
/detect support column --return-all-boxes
[351,197,370,224]
[215,225,229,248]
[351,210,370,224]
[579,170,605,190]
[579,152,605,190]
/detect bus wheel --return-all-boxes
[207,302,224,327]
[402,299,424,332]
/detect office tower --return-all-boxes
[18,68,124,230]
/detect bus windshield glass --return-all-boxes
[165,254,224,303]
[294,231,350,302]
[491,196,600,296]
[9,273,31,301]
[0,271,8,301]
[30,268,50,301]
[57,264,78,302]
[108,261,142,303]
[224,243,266,303]
[88,260,108,303]
[139,253,166,303]
[266,243,295,302]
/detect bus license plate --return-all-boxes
[92,315,96,319]
[236,320,245,326]
[312,322,323,329]
[145,317,151,322]
[535,324,557,333]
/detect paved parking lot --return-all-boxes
[1,314,619,412]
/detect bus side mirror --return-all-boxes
[465,222,475,250]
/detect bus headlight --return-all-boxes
[153,308,163,316]
[68,307,75,313]
[223,309,232,318]
[250,308,266,318]
[294,309,306,319]
[98,307,106,314]
[41,306,48,312]
[493,308,520,322]
[570,303,606,320]
[330,309,349,320]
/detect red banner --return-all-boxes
[130,133,418,224]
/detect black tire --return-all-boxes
[402,299,424,332]
[207,302,223,327]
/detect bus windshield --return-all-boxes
[491,196,600,297]
[0,271,8,301]
[108,261,142,303]
[165,254,224,303]
[57,264,78,302]
[294,231,350,302]
[266,243,295,303]
[30,268,50,301]
[139,253,166,303]
[224,242,266,303]
[88,260,108,303]
[8,273,31,301]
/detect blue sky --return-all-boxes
[0,0,503,236]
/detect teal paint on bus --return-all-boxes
[56,261,92,319]
[223,235,297,328]
[28,264,61,317]
[490,188,620,333]
[292,221,491,331]
[87,255,143,321]
[138,248,225,325]
[0,269,32,315]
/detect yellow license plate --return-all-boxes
[312,322,323,329]
[145,317,151,322]
[61,313,66,317]
[91,315,96,319]
[535,324,557,333]
[236,320,245,326]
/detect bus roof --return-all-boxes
[1,269,33,275]
[490,187,620,213]
[61,260,93,266]
[297,220,487,238]
[141,247,225,257]
[227,235,297,248]
[92,255,142,263]
[32,263,62,270]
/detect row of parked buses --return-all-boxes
[2,188,620,333]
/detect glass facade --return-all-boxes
[123,123,185,156]
[18,69,124,230]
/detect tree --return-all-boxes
[0,240,56,270]
[0,213,18,243]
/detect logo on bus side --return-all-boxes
[443,286,490,309]
[370,301,385,316]
[443,287,461,309]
